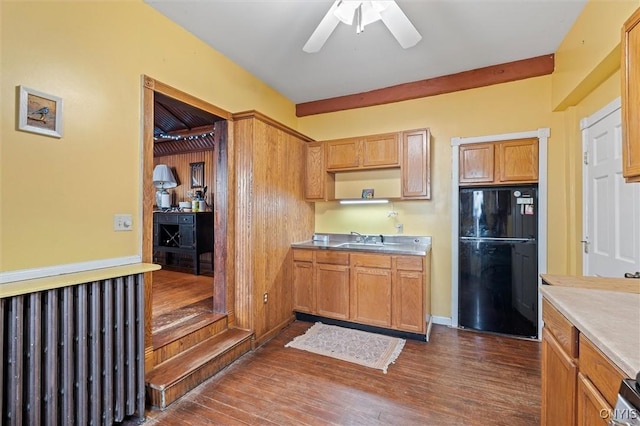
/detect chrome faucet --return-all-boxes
[350,231,364,243]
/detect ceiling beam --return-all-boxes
[296,54,555,117]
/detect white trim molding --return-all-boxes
[432,316,453,327]
[450,128,550,340]
[0,256,142,284]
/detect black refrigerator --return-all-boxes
[458,185,538,338]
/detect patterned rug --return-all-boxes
[285,322,405,374]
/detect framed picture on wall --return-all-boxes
[190,162,204,188]
[362,188,374,198]
[17,86,63,138]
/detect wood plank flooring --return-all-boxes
[138,321,541,425]
[152,269,214,319]
[152,269,216,348]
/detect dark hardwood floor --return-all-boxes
[151,269,216,347]
[139,320,541,425]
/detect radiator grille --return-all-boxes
[1,274,146,425]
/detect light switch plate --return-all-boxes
[114,214,133,231]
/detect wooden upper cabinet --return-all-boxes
[305,142,330,201]
[459,138,538,186]
[326,138,361,170]
[362,133,400,167]
[326,133,400,171]
[309,128,430,201]
[622,7,640,182]
[497,138,538,183]
[459,143,495,184]
[402,128,431,199]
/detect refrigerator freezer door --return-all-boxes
[459,186,537,239]
[458,239,538,338]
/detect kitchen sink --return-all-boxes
[336,243,384,250]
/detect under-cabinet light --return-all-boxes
[338,199,390,205]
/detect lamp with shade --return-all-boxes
[152,164,177,209]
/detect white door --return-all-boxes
[582,99,640,278]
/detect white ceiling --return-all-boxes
[145,0,587,105]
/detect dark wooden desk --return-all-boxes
[153,212,214,275]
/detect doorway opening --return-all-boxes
[142,76,232,351]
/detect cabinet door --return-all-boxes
[393,269,425,333]
[305,142,327,200]
[576,373,611,426]
[623,8,640,182]
[179,225,195,248]
[459,143,495,184]
[326,138,361,170]
[402,128,430,199]
[350,266,392,327]
[362,133,400,168]
[293,260,314,313]
[541,328,577,426]
[497,138,538,183]
[315,264,350,319]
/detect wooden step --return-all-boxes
[146,328,253,410]
[153,312,228,362]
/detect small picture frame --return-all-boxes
[190,162,205,188]
[18,86,63,138]
[361,188,374,199]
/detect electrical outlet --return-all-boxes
[114,214,133,231]
[395,223,403,234]
[263,292,268,304]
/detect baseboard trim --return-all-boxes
[432,316,452,326]
[0,256,142,284]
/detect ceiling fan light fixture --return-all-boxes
[304,0,420,53]
[334,1,359,25]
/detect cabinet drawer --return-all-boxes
[293,249,314,262]
[395,256,423,271]
[178,214,194,224]
[315,251,349,265]
[155,213,178,224]
[579,335,625,407]
[351,253,391,268]
[542,298,579,358]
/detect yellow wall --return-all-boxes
[552,0,638,110]
[0,1,295,271]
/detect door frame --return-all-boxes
[141,76,235,366]
[580,97,622,276]
[450,128,550,339]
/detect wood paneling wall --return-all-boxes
[153,151,215,207]
[233,111,315,346]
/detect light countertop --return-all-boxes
[540,284,640,378]
[541,274,640,293]
[291,234,431,256]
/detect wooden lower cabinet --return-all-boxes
[316,263,350,320]
[542,297,627,426]
[393,269,425,333]
[292,248,430,336]
[577,373,611,426]
[351,266,393,328]
[542,328,577,426]
[292,260,314,313]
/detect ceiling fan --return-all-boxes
[303,0,422,53]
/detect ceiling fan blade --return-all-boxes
[303,1,342,53]
[379,1,422,49]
